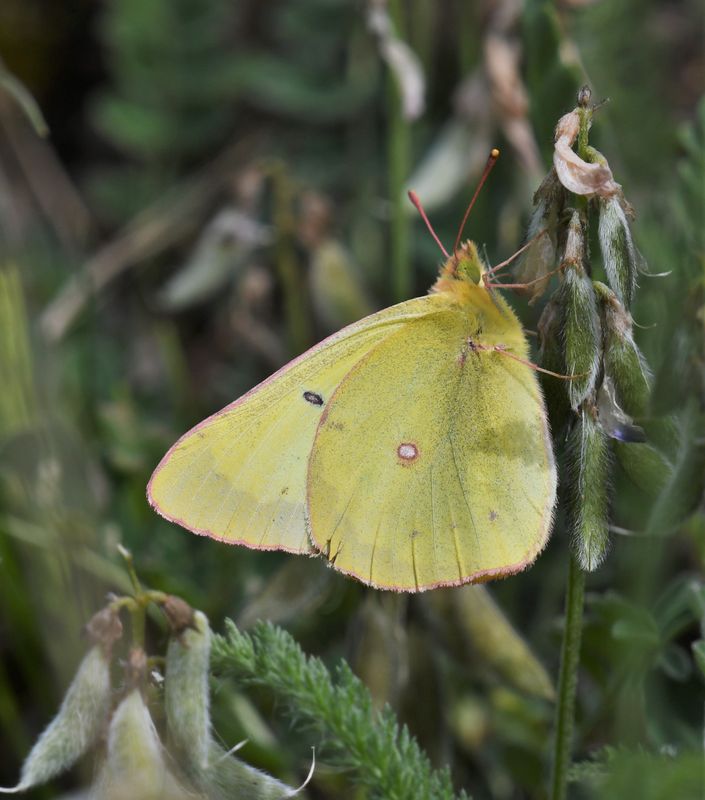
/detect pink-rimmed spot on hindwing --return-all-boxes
[397,442,419,464]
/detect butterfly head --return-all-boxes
[452,241,484,285]
[432,241,492,301]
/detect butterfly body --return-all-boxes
[148,242,556,591]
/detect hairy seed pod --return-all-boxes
[598,195,640,308]
[165,610,211,772]
[567,409,611,571]
[202,741,307,800]
[514,169,563,303]
[96,689,191,800]
[596,376,646,443]
[594,281,651,417]
[538,297,570,432]
[0,647,111,793]
[559,252,601,409]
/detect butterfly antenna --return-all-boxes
[407,191,449,258]
[453,148,500,256]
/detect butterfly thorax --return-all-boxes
[431,240,524,347]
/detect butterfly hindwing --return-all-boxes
[306,306,555,590]
[147,296,448,552]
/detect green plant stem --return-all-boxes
[270,161,311,355]
[550,555,586,800]
[575,105,592,218]
[130,605,146,650]
[117,544,142,595]
[387,0,411,303]
[549,98,593,796]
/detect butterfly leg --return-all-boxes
[477,342,581,381]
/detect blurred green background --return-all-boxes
[0,0,703,798]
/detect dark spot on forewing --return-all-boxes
[303,390,324,406]
[489,510,498,522]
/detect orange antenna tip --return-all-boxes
[491,147,500,159]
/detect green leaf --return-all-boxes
[656,643,692,682]
[691,640,705,682]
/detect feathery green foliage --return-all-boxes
[568,746,702,800]
[212,620,470,800]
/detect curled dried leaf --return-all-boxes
[554,110,621,197]
[555,110,580,145]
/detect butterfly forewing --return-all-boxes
[148,296,447,552]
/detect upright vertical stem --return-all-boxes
[271,162,311,355]
[550,555,586,800]
[549,89,593,798]
[387,0,411,303]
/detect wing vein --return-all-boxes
[430,464,439,584]
[449,432,481,554]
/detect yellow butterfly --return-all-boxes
[148,160,557,592]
